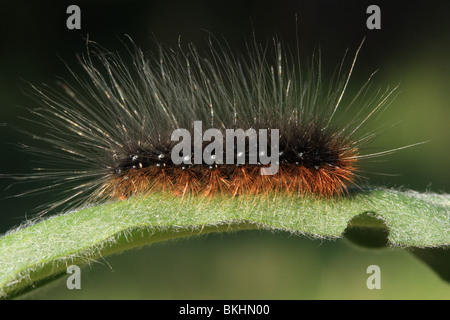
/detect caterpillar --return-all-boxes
[9,35,405,216]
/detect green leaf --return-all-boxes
[1,187,449,299]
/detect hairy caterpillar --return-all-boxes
[7,35,409,216]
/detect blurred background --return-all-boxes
[0,0,449,299]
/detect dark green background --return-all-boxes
[1,0,449,299]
